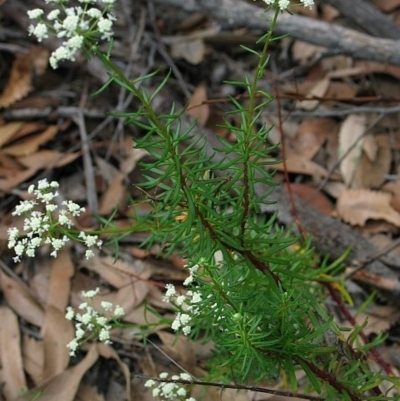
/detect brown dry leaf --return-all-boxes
[99,284,151,317]
[295,78,330,111]
[76,384,105,401]
[288,184,333,215]
[347,306,400,336]
[123,302,161,325]
[0,47,49,108]
[354,60,400,80]
[0,167,38,192]
[168,36,205,64]
[0,150,80,191]
[157,331,196,369]
[383,180,400,213]
[0,307,27,400]
[352,145,391,189]
[18,150,81,169]
[325,81,357,99]
[0,270,44,326]
[323,181,347,199]
[97,343,131,400]
[120,138,148,175]
[291,41,324,65]
[187,83,210,126]
[369,233,400,260]
[41,306,74,380]
[81,256,151,289]
[336,189,400,226]
[98,171,126,215]
[22,334,44,386]
[363,135,377,161]
[338,114,366,187]
[272,152,330,180]
[321,55,353,73]
[370,0,400,13]
[321,4,340,21]
[47,249,74,311]
[292,118,337,160]
[0,121,24,147]
[370,0,400,12]
[18,344,99,401]
[2,126,58,156]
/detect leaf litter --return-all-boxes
[1,1,400,400]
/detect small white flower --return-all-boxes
[12,200,36,216]
[163,284,176,301]
[144,379,156,387]
[87,8,102,18]
[99,327,111,342]
[176,295,186,306]
[159,372,169,379]
[301,0,314,8]
[101,301,113,311]
[278,0,290,9]
[67,35,84,50]
[58,211,73,227]
[62,15,79,33]
[177,387,187,396]
[97,316,107,326]
[161,383,176,397]
[183,275,194,286]
[190,292,202,303]
[27,9,44,19]
[180,373,192,382]
[75,326,85,339]
[47,9,60,20]
[82,288,100,298]
[65,306,75,320]
[46,204,57,212]
[85,249,95,259]
[67,339,79,355]
[63,200,85,216]
[171,315,181,331]
[38,179,52,190]
[114,305,125,318]
[7,227,19,248]
[97,17,113,39]
[50,45,73,68]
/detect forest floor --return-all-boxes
[1,0,400,400]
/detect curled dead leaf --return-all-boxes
[0,47,49,108]
[0,307,27,400]
[338,114,366,187]
[336,189,400,226]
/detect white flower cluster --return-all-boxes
[145,372,196,401]
[163,264,202,336]
[261,0,314,10]
[66,288,125,356]
[27,0,116,69]
[7,179,102,262]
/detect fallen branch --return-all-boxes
[152,0,400,65]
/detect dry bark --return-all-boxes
[152,0,400,65]
[320,0,400,40]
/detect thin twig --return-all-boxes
[134,375,326,401]
[73,109,98,214]
[147,0,191,99]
